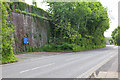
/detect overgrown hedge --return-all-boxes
[15,40,106,54]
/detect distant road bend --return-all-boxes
[2,45,118,78]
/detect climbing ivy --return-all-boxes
[7,2,49,18]
[1,2,19,63]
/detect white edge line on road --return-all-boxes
[76,53,118,78]
[20,63,55,74]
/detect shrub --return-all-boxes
[41,44,54,51]
[40,42,74,52]
[60,42,74,50]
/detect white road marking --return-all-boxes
[76,53,118,78]
[20,63,55,73]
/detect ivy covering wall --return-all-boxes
[1,2,50,63]
[9,2,49,54]
[1,2,18,63]
[7,2,49,18]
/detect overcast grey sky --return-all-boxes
[25,0,119,37]
[99,0,119,37]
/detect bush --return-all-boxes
[41,44,54,51]
[2,54,19,64]
[60,42,74,50]
[40,42,74,52]
[73,45,85,52]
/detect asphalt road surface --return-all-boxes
[2,45,118,78]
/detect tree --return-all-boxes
[47,1,109,48]
[111,26,120,45]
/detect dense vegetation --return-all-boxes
[44,2,109,51]
[1,2,19,63]
[111,26,120,46]
[7,2,49,18]
[13,2,110,53]
[1,1,110,63]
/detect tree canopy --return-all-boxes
[48,2,110,48]
[111,26,120,46]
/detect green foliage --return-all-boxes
[7,2,49,18]
[41,42,74,52]
[15,9,48,20]
[1,2,19,63]
[2,54,19,64]
[60,42,74,50]
[48,2,109,48]
[73,44,106,52]
[111,26,120,46]
[27,46,42,53]
[15,46,43,54]
[1,1,110,56]
[40,42,106,52]
[34,34,37,39]
[26,33,29,37]
[109,38,113,44]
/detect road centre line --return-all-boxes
[20,63,55,74]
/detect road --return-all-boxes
[2,45,118,78]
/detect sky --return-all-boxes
[25,0,119,37]
[99,0,119,37]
